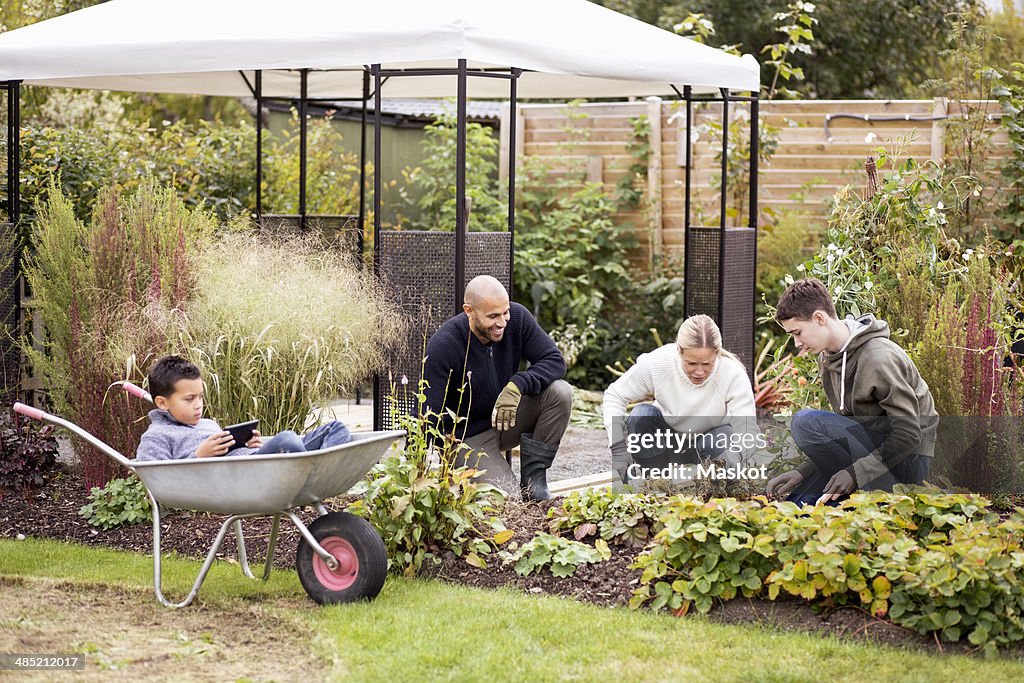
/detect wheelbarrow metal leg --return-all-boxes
[151,501,249,609]
[234,519,256,579]
[263,514,281,580]
[285,510,339,570]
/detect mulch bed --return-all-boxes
[0,464,1013,658]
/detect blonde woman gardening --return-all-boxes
[603,315,759,485]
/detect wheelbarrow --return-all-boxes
[13,386,404,608]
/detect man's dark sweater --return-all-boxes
[423,302,566,439]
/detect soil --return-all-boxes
[0,464,1015,661]
[0,575,321,682]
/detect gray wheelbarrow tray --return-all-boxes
[14,400,403,608]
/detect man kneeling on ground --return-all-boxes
[422,275,572,501]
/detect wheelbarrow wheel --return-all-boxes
[296,511,387,605]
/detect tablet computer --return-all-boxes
[224,420,259,451]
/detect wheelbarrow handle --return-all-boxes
[13,401,46,421]
[15,401,132,467]
[121,381,154,404]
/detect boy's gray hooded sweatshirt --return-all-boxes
[136,409,257,461]
[796,314,938,487]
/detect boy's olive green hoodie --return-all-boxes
[797,314,938,487]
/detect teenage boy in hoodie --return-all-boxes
[765,279,938,505]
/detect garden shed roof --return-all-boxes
[0,0,759,98]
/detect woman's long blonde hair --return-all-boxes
[675,314,740,363]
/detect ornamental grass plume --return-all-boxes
[179,231,405,434]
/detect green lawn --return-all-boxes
[2,538,1023,682]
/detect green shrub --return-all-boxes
[261,111,362,217]
[499,533,611,578]
[629,491,1024,654]
[78,476,152,530]
[631,497,778,614]
[756,210,816,331]
[394,108,507,232]
[15,111,359,225]
[779,149,1024,421]
[347,391,510,577]
[0,409,59,496]
[547,488,667,548]
[996,61,1024,239]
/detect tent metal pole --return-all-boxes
[299,69,309,230]
[749,94,760,371]
[372,64,382,432]
[507,69,521,301]
[358,69,369,263]
[455,59,467,315]
[749,96,759,230]
[718,88,729,328]
[683,85,692,318]
[255,71,263,220]
[6,81,21,403]
[6,81,20,226]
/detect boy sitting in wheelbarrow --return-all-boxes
[136,355,352,461]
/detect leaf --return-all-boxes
[493,530,514,545]
[465,553,487,569]
[574,522,598,540]
[968,625,989,646]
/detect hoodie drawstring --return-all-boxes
[839,351,848,412]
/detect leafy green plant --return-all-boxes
[547,489,667,548]
[78,475,152,530]
[924,11,1004,240]
[761,1,818,100]
[631,497,778,614]
[996,60,1024,238]
[756,210,815,317]
[615,115,651,210]
[628,490,1024,654]
[0,409,59,496]
[347,382,511,577]
[261,110,362,217]
[499,532,611,578]
[777,145,1023,423]
[14,109,360,226]
[394,108,507,232]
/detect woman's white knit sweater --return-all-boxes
[602,344,757,446]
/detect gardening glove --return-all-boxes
[610,440,633,485]
[491,381,522,431]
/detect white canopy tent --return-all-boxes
[0,0,762,422]
[0,0,759,98]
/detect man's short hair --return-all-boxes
[148,355,201,399]
[775,278,837,322]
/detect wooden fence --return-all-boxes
[499,99,1010,261]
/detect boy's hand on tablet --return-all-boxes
[246,430,263,448]
[196,431,234,458]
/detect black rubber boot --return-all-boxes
[519,433,557,501]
